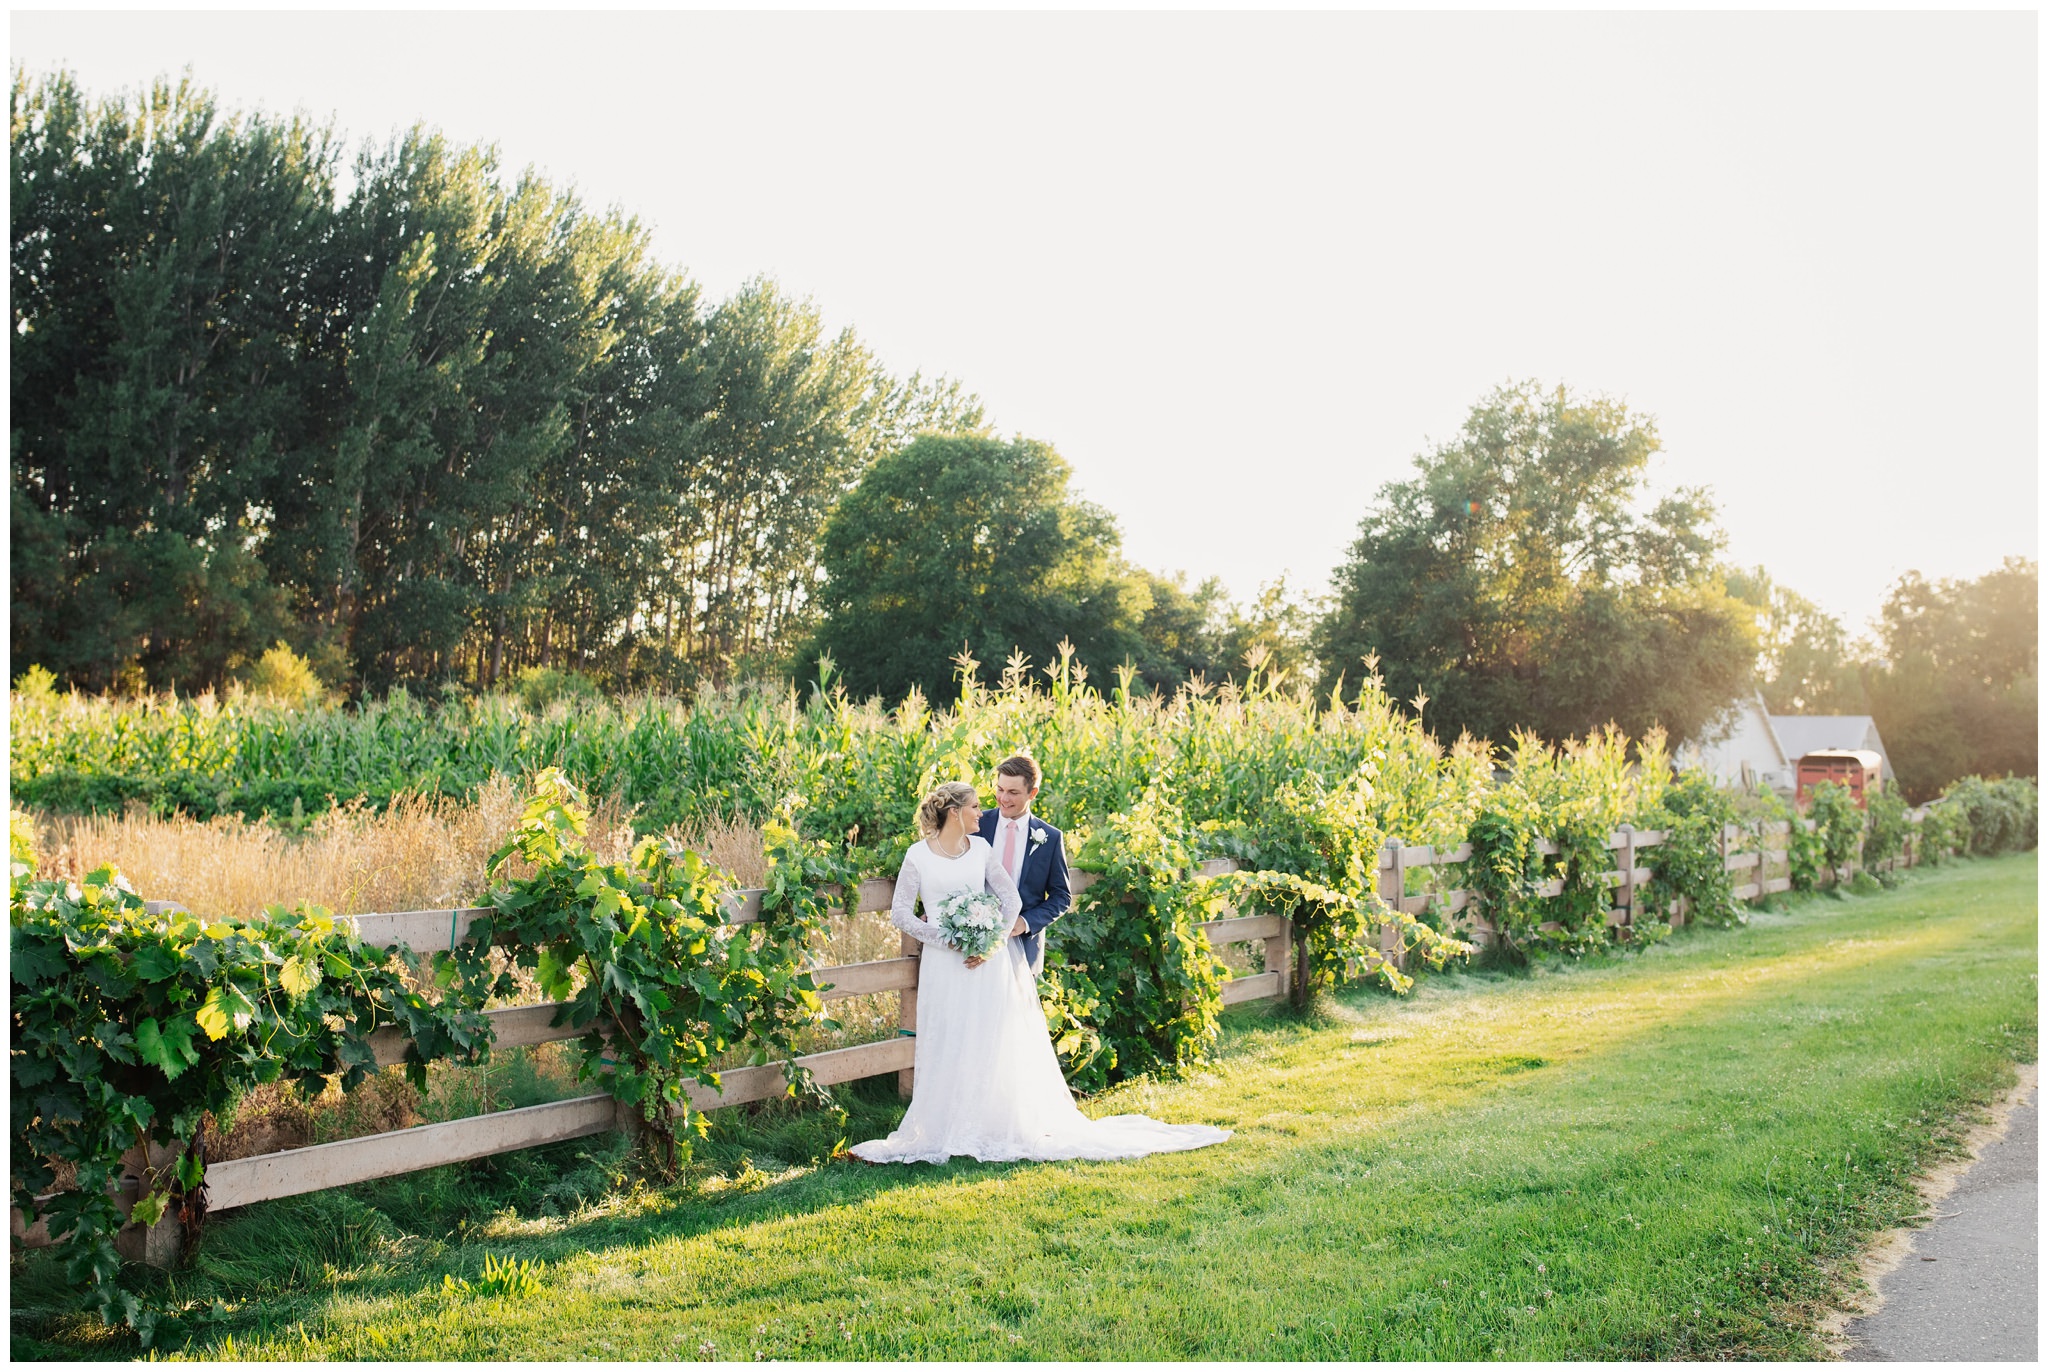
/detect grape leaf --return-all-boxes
[11,932,71,985]
[536,943,576,1001]
[278,955,320,998]
[128,1190,168,1229]
[195,983,257,1041]
[130,941,184,983]
[134,1016,201,1079]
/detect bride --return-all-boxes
[850,780,1230,1164]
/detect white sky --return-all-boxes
[10,9,2038,634]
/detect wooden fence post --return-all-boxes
[114,1140,184,1269]
[896,933,919,1101]
[1265,912,1291,1004]
[1295,918,1311,1009]
[1616,823,1636,934]
[1392,839,1409,958]
[1383,839,1408,974]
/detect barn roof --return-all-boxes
[1768,715,1892,774]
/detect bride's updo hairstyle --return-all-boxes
[917,780,981,837]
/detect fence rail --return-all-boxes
[20,816,1875,1260]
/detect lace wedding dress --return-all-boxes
[849,834,1231,1165]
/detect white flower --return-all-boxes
[935,888,1007,958]
[1028,826,1049,850]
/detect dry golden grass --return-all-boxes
[24,788,912,1155]
[667,813,772,887]
[29,776,616,919]
[31,783,901,985]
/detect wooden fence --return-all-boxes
[28,815,1902,1264]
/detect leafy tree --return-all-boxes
[660,281,986,685]
[1126,570,1230,693]
[1725,566,1869,714]
[11,72,335,691]
[1865,558,2036,801]
[810,434,1151,702]
[12,69,987,699]
[1122,572,1320,695]
[1208,575,1322,693]
[1315,381,1756,747]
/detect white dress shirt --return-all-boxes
[995,808,1034,883]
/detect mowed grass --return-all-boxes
[12,854,2036,1361]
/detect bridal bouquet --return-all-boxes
[935,888,1008,959]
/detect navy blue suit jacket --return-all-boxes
[977,809,1071,977]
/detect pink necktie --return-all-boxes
[1002,819,1020,878]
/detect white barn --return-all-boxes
[1681,693,1894,796]
[1682,692,1793,793]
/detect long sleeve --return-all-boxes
[985,841,1024,927]
[1022,827,1072,936]
[890,850,950,949]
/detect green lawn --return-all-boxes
[14,853,2037,1360]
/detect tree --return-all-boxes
[659,281,988,685]
[1208,576,1322,693]
[11,71,335,691]
[810,435,1152,702]
[13,69,989,699]
[1315,381,1756,747]
[1865,558,2036,801]
[1725,566,1869,714]
[1125,571,1229,693]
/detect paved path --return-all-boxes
[1841,1071,2037,1362]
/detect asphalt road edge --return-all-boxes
[1818,1059,2039,1359]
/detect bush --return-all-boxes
[1807,782,1863,880]
[9,862,487,1341]
[1862,787,1911,868]
[15,663,59,699]
[1644,772,1742,927]
[1938,775,2040,856]
[1048,788,1228,1093]
[241,642,330,707]
[510,666,602,712]
[1916,798,1966,864]
[1209,765,1465,998]
[10,804,36,877]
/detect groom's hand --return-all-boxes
[1011,916,1028,936]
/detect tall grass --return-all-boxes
[25,778,722,921]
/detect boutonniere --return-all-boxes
[1028,825,1049,851]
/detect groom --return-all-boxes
[977,753,1071,979]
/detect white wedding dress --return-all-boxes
[849,834,1231,1165]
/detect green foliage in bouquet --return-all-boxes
[10,866,482,1343]
[1046,787,1228,1093]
